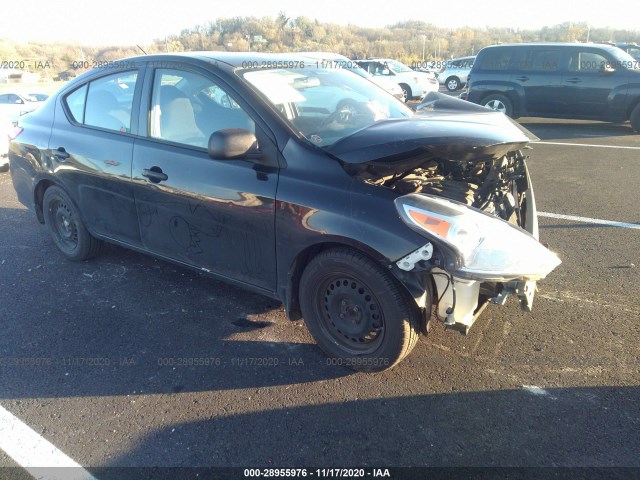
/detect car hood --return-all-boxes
[327,92,538,166]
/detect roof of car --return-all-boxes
[118,52,333,69]
[482,42,624,53]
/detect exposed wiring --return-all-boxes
[431,270,457,314]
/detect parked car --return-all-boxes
[616,43,640,61]
[296,52,405,101]
[467,43,640,132]
[356,58,439,101]
[437,56,475,91]
[9,53,560,371]
[29,93,50,102]
[0,93,40,123]
[0,116,10,171]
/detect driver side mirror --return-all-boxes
[208,128,260,160]
[602,65,616,74]
[14,98,24,104]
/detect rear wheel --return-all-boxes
[446,76,461,91]
[630,103,640,133]
[43,186,101,261]
[299,248,421,372]
[480,94,514,117]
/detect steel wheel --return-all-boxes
[43,186,101,261]
[49,198,79,254]
[318,276,385,354]
[299,248,422,372]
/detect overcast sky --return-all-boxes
[2,0,638,45]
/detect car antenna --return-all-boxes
[136,45,148,55]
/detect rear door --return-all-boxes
[48,68,144,246]
[131,63,280,290]
[516,47,564,116]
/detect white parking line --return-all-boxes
[538,212,640,230]
[0,405,97,480]
[534,141,640,150]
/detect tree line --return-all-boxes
[1,14,638,80]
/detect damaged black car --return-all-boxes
[9,53,560,371]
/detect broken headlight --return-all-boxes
[395,193,561,282]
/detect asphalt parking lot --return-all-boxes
[1,99,639,478]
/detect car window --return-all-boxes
[64,72,137,132]
[242,66,411,147]
[0,94,8,104]
[476,49,515,71]
[149,69,255,149]
[522,49,562,72]
[84,72,137,132]
[65,85,87,123]
[568,51,609,73]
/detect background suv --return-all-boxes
[437,56,475,91]
[467,43,640,132]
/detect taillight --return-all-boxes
[438,68,446,74]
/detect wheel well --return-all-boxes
[285,241,388,321]
[447,76,460,82]
[34,179,56,224]
[626,97,640,120]
[399,83,412,96]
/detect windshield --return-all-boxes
[386,60,412,73]
[609,48,640,70]
[241,67,412,147]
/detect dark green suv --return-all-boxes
[467,43,640,132]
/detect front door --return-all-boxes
[131,66,280,290]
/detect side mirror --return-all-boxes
[602,65,616,74]
[208,128,259,160]
[14,98,24,104]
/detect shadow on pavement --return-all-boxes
[520,119,635,141]
[92,386,640,471]
[0,208,350,397]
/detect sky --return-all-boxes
[2,0,639,46]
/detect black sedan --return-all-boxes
[9,53,560,371]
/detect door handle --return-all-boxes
[566,78,582,84]
[142,167,168,183]
[515,76,529,82]
[53,147,70,161]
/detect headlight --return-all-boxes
[395,193,561,282]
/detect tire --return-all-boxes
[480,94,514,117]
[630,103,640,133]
[42,185,101,261]
[446,76,461,91]
[0,162,8,173]
[299,248,421,372]
[399,84,412,102]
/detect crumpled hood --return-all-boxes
[327,92,538,165]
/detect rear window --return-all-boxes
[64,71,138,133]
[522,49,562,72]
[475,48,516,71]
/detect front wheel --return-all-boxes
[43,186,101,261]
[299,248,421,372]
[480,94,514,117]
[399,84,412,102]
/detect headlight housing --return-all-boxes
[395,193,561,282]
